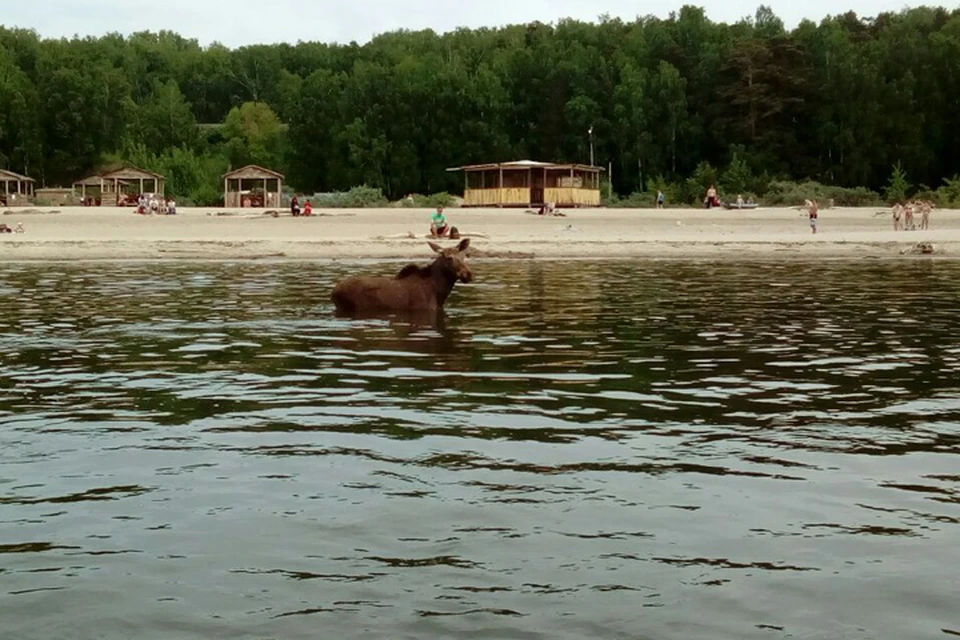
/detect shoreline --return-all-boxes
[0,205,955,262]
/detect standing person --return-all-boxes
[892,204,902,231]
[430,206,450,237]
[808,199,819,234]
[920,201,931,230]
[291,195,300,217]
[656,190,665,209]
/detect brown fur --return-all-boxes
[331,239,472,315]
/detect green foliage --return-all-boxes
[1,7,960,201]
[933,175,960,207]
[605,191,657,208]
[309,185,389,208]
[883,161,911,204]
[396,192,458,208]
[222,101,284,168]
[762,180,882,206]
[722,152,753,196]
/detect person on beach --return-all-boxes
[430,206,450,237]
[303,200,313,216]
[167,198,176,215]
[892,204,902,231]
[704,185,719,209]
[920,201,931,230]
[807,199,819,234]
[656,190,665,209]
[904,202,915,230]
[291,195,300,217]
[149,194,159,214]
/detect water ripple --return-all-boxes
[0,260,958,640]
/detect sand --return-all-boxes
[0,205,956,262]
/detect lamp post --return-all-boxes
[588,125,595,167]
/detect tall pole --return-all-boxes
[588,125,595,167]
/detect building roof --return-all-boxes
[222,164,285,180]
[0,168,35,182]
[446,160,604,172]
[74,165,165,184]
[99,165,164,180]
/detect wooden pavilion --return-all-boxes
[0,169,36,205]
[447,160,603,208]
[223,165,284,208]
[73,166,165,206]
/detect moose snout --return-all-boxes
[459,270,473,283]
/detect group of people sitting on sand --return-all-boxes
[290,196,314,217]
[892,200,932,231]
[137,194,176,215]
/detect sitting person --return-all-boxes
[166,198,177,215]
[291,195,300,217]
[303,200,313,216]
[430,206,450,237]
[704,185,719,208]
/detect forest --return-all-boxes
[1,5,960,206]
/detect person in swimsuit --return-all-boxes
[808,199,819,234]
[892,204,902,231]
[920,201,931,230]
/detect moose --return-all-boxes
[331,239,473,315]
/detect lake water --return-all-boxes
[0,259,958,640]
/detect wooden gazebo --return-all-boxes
[73,166,165,206]
[447,160,603,208]
[223,165,284,208]
[0,169,36,205]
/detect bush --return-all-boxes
[311,185,388,208]
[605,191,657,208]
[396,192,458,208]
[932,175,960,207]
[187,183,222,207]
[762,180,882,207]
[883,161,911,204]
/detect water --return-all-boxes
[1,259,958,640]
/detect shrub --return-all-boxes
[605,191,657,208]
[311,185,388,208]
[762,180,882,207]
[188,184,222,207]
[883,161,911,204]
[397,192,458,208]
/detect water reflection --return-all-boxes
[0,260,958,640]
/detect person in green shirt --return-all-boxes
[430,206,450,237]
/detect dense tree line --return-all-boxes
[1,5,959,204]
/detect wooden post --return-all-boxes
[608,162,613,201]
[263,178,268,207]
[498,166,503,208]
[224,178,229,207]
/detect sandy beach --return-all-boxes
[1,205,956,262]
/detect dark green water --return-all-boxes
[0,260,958,640]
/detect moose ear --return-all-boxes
[457,238,471,253]
[428,241,443,254]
